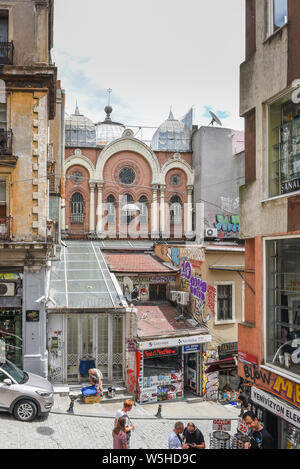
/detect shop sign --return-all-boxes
[138,334,211,351]
[237,418,248,436]
[212,419,231,431]
[219,342,238,355]
[281,177,300,194]
[238,350,258,365]
[183,344,201,353]
[152,276,176,283]
[26,310,40,322]
[144,348,177,359]
[251,387,300,429]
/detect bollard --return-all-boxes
[155,404,162,418]
[67,393,79,413]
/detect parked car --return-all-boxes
[0,359,54,422]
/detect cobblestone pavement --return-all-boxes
[0,399,240,449]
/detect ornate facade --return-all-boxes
[64,107,194,240]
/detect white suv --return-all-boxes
[0,359,54,422]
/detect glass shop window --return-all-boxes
[266,238,300,378]
[268,93,300,197]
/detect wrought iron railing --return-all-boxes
[0,130,13,155]
[0,42,14,65]
[0,216,12,240]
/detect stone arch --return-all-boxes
[95,137,160,184]
[65,150,96,180]
[160,158,194,186]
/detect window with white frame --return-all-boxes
[269,0,287,35]
[215,282,235,323]
[265,238,300,378]
[268,91,300,197]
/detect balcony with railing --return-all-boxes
[0,42,14,65]
[0,216,12,240]
[0,130,17,166]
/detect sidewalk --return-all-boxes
[51,392,241,421]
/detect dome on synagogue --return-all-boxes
[151,109,192,152]
[95,106,125,146]
[65,104,96,148]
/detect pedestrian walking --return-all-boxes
[112,417,128,449]
[114,399,135,448]
[168,422,190,449]
[242,411,274,449]
[183,422,205,449]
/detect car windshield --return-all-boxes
[0,360,27,384]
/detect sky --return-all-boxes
[53,0,245,137]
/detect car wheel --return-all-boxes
[13,400,37,422]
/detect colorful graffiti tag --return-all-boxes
[207,285,217,317]
[215,215,240,234]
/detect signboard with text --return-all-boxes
[212,419,231,431]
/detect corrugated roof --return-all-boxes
[48,241,127,309]
[104,253,176,273]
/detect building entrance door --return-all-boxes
[47,313,125,384]
[149,284,167,301]
[184,351,201,396]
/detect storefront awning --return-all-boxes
[205,357,237,374]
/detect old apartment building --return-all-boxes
[0,0,59,376]
[239,0,300,449]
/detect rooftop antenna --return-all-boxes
[105,88,113,121]
[107,88,112,106]
[208,110,222,127]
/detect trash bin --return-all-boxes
[107,386,116,398]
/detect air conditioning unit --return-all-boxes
[177,291,190,306]
[0,283,15,296]
[170,291,179,302]
[205,228,218,238]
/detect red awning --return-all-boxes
[205,357,237,374]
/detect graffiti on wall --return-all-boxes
[242,364,300,408]
[215,215,240,235]
[202,352,219,399]
[207,285,217,317]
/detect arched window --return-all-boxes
[106,194,116,224]
[138,195,148,225]
[71,192,84,224]
[169,195,182,225]
[121,194,134,225]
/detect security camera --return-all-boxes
[35,296,46,304]
[46,296,56,306]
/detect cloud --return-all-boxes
[202,106,230,121]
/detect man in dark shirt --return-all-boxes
[183,422,205,449]
[243,411,274,449]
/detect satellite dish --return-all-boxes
[209,111,222,127]
[123,276,134,293]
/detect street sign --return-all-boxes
[212,419,231,431]
[183,344,201,353]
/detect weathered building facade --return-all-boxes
[192,126,244,243]
[239,0,300,448]
[0,0,58,377]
